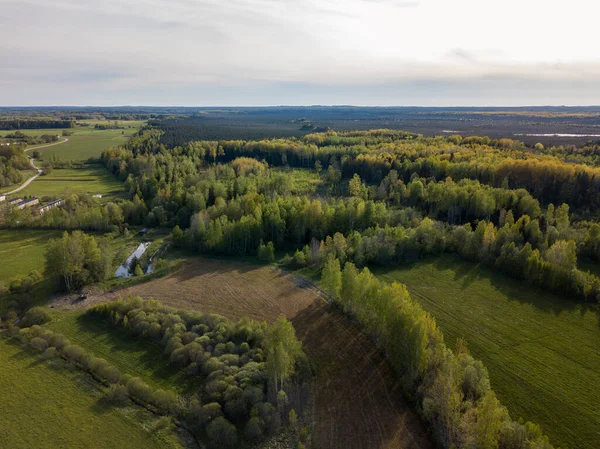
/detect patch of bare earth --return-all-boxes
[54,257,433,449]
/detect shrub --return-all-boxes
[41,347,57,360]
[29,337,49,352]
[207,417,238,449]
[289,409,298,431]
[153,416,172,433]
[245,416,264,442]
[277,390,288,409]
[49,334,70,350]
[21,307,51,327]
[100,365,122,384]
[152,389,178,414]
[198,402,223,428]
[127,377,154,404]
[105,384,129,404]
[62,344,86,364]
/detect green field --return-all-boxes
[373,255,600,449]
[14,167,124,200]
[0,339,179,449]
[0,229,62,282]
[46,312,201,394]
[36,129,133,161]
[1,120,145,161]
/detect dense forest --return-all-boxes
[0,118,75,130]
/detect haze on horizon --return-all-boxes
[1,0,600,107]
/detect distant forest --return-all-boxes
[2,106,600,144]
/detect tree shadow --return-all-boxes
[74,314,204,394]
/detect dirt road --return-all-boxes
[2,138,68,195]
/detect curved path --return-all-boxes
[2,138,68,196]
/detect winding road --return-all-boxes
[2,138,68,196]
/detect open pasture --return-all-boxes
[374,254,600,449]
[0,339,179,449]
[0,229,61,282]
[15,167,124,200]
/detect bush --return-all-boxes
[29,337,49,352]
[289,409,298,431]
[207,417,238,449]
[127,377,154,404]
[198,402,223,428]
[62,344,86,364]
[100,365,122,384]
[21,307,51,327]
[245,416,263,442]
[153,416,172,433]
[152,389,178,414]
[105,384,129,404]
[41,347,57,360]
[49,334,70,350]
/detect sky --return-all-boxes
[1,0,599,106]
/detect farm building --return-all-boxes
[8,197,22,205]
[17,197,39,209]
[39,198,65,215]
[0,195,5,202]
[92,194,102,199]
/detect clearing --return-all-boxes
[14,166,124,200]
[373,254,600,449]
[0,229,61,282]
[54,256,434,449]
[0,338,181,449]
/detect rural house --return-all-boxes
[39,198,65,215]
[17,197,39,209]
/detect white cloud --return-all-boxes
[1,0,599,104]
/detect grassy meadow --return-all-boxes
[45,312,200,394]
[0,339,180,449]
[1,120,145,161]
[36,130,130,161]
[15,167,124,200]
[373,255,600,449]
[0,229,62,282]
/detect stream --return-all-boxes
[114,242,151,278]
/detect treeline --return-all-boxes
[0,119,75,130]
[321,257,554,449]
[288,216,600,301]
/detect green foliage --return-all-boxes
[44,230,112,292]
[207,416,237,449]
[21,307,51,327]
[86,298,305,444]
[323,258,554,449]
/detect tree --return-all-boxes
[321,255,342,301]
[544,240,577,270]
[349,174,367,199]
[45,231,111,292]
[207,417,237,449]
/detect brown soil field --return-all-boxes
[54,257,433,449]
